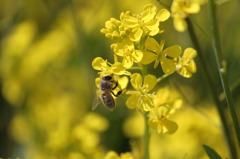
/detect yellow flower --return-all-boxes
[171,0,206,32]
[100,18,129,42]
[148,106,178,134]
[92,57,130,76]
[155,87,183,112]
[126,73,157,111]
[121,4,170,41]
[111,39,143,68]
[105,151,134,159]
[148,87,182,134]
[176,47,197,78]
[141,38,182,74]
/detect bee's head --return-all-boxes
[102,75,112,81]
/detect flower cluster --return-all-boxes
[171,0,206,32]
[92,4,198,136]
[148,87,183,134]
[101,4,170,68]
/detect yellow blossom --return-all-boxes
[92,57,130,76]
[100,18,129,42]
[171,0,206,32]
[148,87,182,134]
[121,4,170,41]
[141,38,182,74]
[176,47,197,78]
[111,39,143,68]
[148,106,178,134]
[126,73,157,111]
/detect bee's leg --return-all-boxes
[111,90,122,97]
[111,81,119,90]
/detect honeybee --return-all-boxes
[92,74,122,111]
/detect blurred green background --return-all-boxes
[0,0,239,159]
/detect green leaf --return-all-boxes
[203,145,222,159]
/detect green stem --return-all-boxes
[208,0,240,146]
[157,73,170,83]
[141,65,150,159]
[186,18,238,159]
[143,111,150,159]
[126,67,143,71]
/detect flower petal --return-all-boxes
[92,57,107,70]
[122,56,134,68]
[183,48,197,61]
[187,60,197,73]
[145,38,159,52]
[95,77,101,88]
[178,67,192,78]
[156,9,170,21]
[118,76,129,89]
[144,74,157,92]
[129,28,143,42]
[183,3,200,14]
[163,45,182,58]
[123,15,138,28]
[132,50,143,62]
[142,4,157,22]
[141,50,157,65]
[130,73,142,90]
[144,19,159,31]
[148,117,158,129]
[161,58,176,74]
[111,62,126,75]
[149,28,160,36]
[162,119,178,134]
[155,87,170,105]
[141,94,156,111]
[178,61,196,78]
[173,17,187,32]
[126,94,139,109]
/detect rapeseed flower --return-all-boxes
[100,18,129,42]
[171,0,206,32]
[126,73,157,111]
[92,57,130,76]
[121,4,170,41]
[148,87,182,134]
[141,38,181,74]
[148,106,178,134]
[111,39,143,68]
[176,47,197,78]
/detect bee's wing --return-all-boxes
[92,90,101,110]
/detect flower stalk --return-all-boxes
[141,65,150,159]
[143,111,150,159]
[157,74,170,83]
